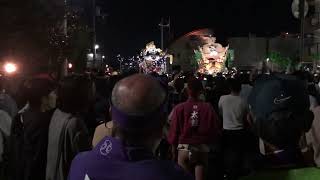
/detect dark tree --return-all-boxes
[0,0,90,74]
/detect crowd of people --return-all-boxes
[0,68,320,180]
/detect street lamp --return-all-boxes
[4,63,17,74]
[88,53,94,58]
[93,44,100,68]
[68,63,73,69]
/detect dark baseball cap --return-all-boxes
[248,74,313,148]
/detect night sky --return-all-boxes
[97,0,300,58]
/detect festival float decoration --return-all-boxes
[139,42,170,74]
[193,36,229,75]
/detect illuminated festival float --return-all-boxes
[169,29,229,75]
[139,41,170,74]
[194,36,229,75]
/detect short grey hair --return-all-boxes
[111,75,166,116]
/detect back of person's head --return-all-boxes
[111,74,167,147]
[25,78,57,109]
[184,72,195,83]
[15,79,29,109]
[187,78,203,98]
[248,74,313,149]
[238,74,251,84]
[227,78,241,93]
[58,75,95,114]
[95,77,108,97]
[174,78,185,93]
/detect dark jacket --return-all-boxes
[46,109,91,180]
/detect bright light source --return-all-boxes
[286,32,289,35]
[204,78,207,81]
[210,50,218,56]
[266,58,270,62]
[68,63,73,69]
[4,63,17,74]
[106,65,109,68]
[102,55,105,59]
[208,70,214,75]
[169,55,173,65]
[95,44,100,49]
[88,53,94,58]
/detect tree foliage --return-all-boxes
[0,0,91,73]
[268,52,292,69]
[0,0,63,71]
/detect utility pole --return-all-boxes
[64,0,68,36]
[159,17,170,50]
[61,0,68,78]
[92,0,97,68]
[299,0,305,62]
[313,1,320,71]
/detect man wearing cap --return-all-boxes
[68,74,193,180]
[241,74,320,180]
[167,78,220,180]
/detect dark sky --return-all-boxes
[96,0,299,58]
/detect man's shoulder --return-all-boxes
[225,95,245,102]
[51,109,70,122]
[173,102,187,111]
[220,94,232,99]
[70,151,194,180]
[146,160,194,180]
[0,109,11,119]
[174,101,212,110]
[219,94,231,102]
[72,150,92,165]
[71,161,193,180]
[69,150,95,179]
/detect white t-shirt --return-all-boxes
[219,94,248,130]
